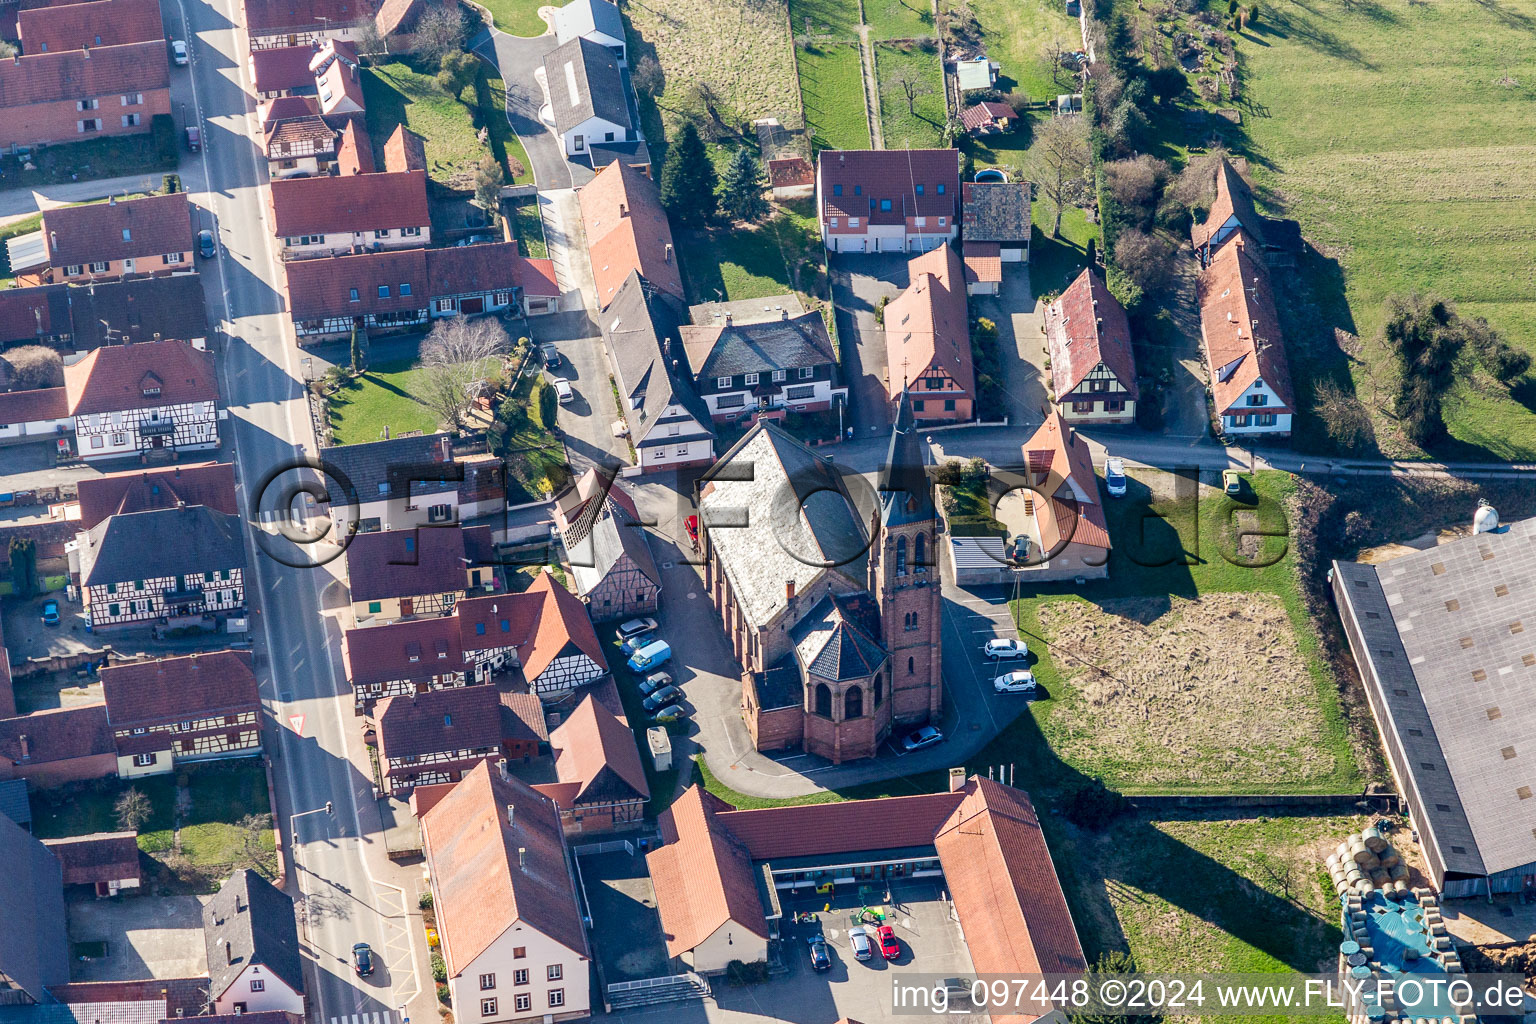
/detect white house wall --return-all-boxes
[683,920,768,974]
[448,918,590,1024]
[211,963,304,1016]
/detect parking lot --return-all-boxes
[67,894,211,982]
[830,253,910,438]
[2,593,100,664]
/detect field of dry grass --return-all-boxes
[624,0,803,133]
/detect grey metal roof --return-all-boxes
[697,423,870,630]
[203,870,304,1001]
[791,594,887,681]
[78,505,247,587]
[543,36,630,137]
[552,0,624,43]
[0,1001,167,1024]
[319,433,459,502]
[0,813,68,1003]
[603,271,714,449]
[679,310,835,381]
[0,778,31,828]
[880,392,936,527]
[1340,515,1536,878]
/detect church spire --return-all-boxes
[880,391,935,527]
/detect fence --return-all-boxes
[573,838,637,858]
[1126,793,1398,812]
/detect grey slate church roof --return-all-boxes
[791,594,887,681]
[543,36,630,136]
[78,505,247,586]
[204,870,304,1001]
[880,392,936,527]
[1334,513,1536,880]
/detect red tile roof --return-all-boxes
[935,779,1087,1024]
[100,650,259,727]
[425,243,532,297]
[343,614,464,687]
[377,686,504,763]
[960,100,1015,131]
[515,256,560,297]
[312,38,364,114]
[0,284,65,343]
[1019,413,1110,551]
[334,120,376,175]
[962,240,1001,286]
[420,761,588,976]
[1044,267,1139,401]
[1197,232,1294,416]
[62,339,217,416]
[258,95,322,132]
[1191,157,1266,251]
[0,40,168,110]
[269,170,429,237]
[647,786,770,957]
[286,244,549,320]
[0,702,114,764]
[41,192,191,268]
[497,687,548,744]
[249,44,320,95]
[48,980,210,1018]
[457,572,608,680]
[18,0,165,51]
[344,526,472,602]
[767,157,813,188]
[816,148,960,224]
[244,0,370,33]
[883,243,974,398]
[548,694,648,804]
[41,831,142,885]
[374,0,425,36]
[712,791,965,860]
[383,124,426,172]
[75,462,238,530]
[579,161,684,309]
[0,386,68,425]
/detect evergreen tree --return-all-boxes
[350,327,367,373]
[658,122,717,227]
[719,147,769,223]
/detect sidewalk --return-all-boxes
[0,172,164,228]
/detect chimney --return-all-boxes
[723,313,732,327]
[518,847,527,871]
[82,45,90,57]
[664,243,673,264]
[781,309,789,320]
[108,195,116,205]
[225,941,233,964]
[440,436,452,462]
[785,579,796,602]
[948,766,966,792]
[505,803,515,827]
[619,203,628,218]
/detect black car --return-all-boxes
[197,229,215,259]
[807,935,831,972]
[641,685,682,712]
[352,942,374,977]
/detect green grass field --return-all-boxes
[473,0,546,36]
[796,42,872,151]
[874,43,947,148]
[327,356,442,444]
[678,199,821,304]
[362,59,532,188]
[789,0,859,38]
[1235,0,1536,459]
[509,198,548,259]
[943,0,1077,104]
[865,0,933,40]
[1028,204,1099,297]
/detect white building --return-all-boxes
[543,36,637,159]
[552,0,626,63]
[1197,233,1295,437]
[0,386,72,442]
[203,870,305,1016]
[63,339,219,460]
[422,761,592,1024]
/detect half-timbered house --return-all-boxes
[343,614,467,709]
[74,505,247,629]
[63,339,219,460]
[1044,268,1139,425]
[101,651,263,778]
[534,695,648,834]
[457,572,608,699]
[345,525,497,625]
[376,686,504,794]
[555,469,661,623]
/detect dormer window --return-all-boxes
[140,373,162,398]
[122,229,131,241]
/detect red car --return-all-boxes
[876,924,899,960]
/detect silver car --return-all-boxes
[849,925,873,961]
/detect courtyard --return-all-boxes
[67,894,210,981]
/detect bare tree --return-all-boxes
[632,55,663,99]
[114,787,152,831]
[1315,379,1372,450]
[1044,34,1069,86]
[1113,227,1177,292]
[353,17,385,61]
[1025,114,1090,237]
[883,63,935,116]
[2,345,64,389]
[231,814,276,876]
[1251,852,1297,903]
[411,3,467,65]
[415,316,510,430]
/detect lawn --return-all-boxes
[797,43,872,151]
[941,0,1078,105]
[873,43,947,149]
[864,0,933,41]
[623,0,802,135]
[789,0,859,39]
[326,355,441,445]
[473,0,547,36]
[678,198,822,305]
[508,197,548,259]
[0,132,173,190]
[1026,202,1098,297]
[362,58,533,189]
[1234,0,1536,460]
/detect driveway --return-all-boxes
[829,253,910,440]
[68,894,210,981]
[474,28,572,190]
[971,264,1047,428]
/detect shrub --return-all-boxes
[436,983,451,1005]
[1063,775,1128,830]
[431,953,447,982]
[874,295,890,326]
[2,345,64,389]
[151,114,176,164]
[724,960,771,986]
[418,891,433,910]
[1464,315,1532,382]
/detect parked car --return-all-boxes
[40,600,60,627]
[900,725,943,752]
[639,671,673,696]
[540,343,561,369]
[876,924,899,960]
[620,632,657,656]
[185,125,201,151]
[453,234,492,247]
[197,229,215,259]
[627,639,671,673]
[1105,457,1127,498]
[849,925,873,961]
[351,942,374,977]
[651,704,687,721]
[552,377,574,404]
[617,617,659,640]
[993,670,1041,696]
[642,685,683,712]
[807,935,831,972]
[170,39,188,64]
[1223,469,1243,495]
[982,638,1028,660]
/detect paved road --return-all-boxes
[163,1,432,1021]
[474,28,574,190]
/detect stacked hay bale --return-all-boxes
[1326,826,1412,899]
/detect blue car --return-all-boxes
[621,632,657,656]
[41,600,60,626]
